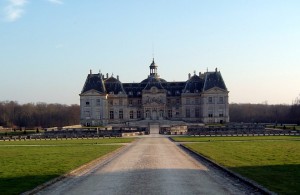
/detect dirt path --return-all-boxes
[37,135,259,195]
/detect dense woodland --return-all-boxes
[0,99,299,128]
[229,103,300,124]
[0,101,79,128]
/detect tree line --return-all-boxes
[0,101,79,128]
[0,99,299,128]
[229,95,300,124]
[229,103,299,124]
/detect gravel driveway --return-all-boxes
[37,134,260,195]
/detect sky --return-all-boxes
[0,0,299,105]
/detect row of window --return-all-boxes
[208,97,224,104]
[85,99,101,106]
[109,110,142,119]
[184,108,224,118]
[208,113,224,117]
[185,98,200,105]
[85,109,224,119]
[85,96,225,107]
[185,108,200,118]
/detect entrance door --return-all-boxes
[145,110,150,119]
[152,110,158,120]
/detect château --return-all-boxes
[80,59,229,126]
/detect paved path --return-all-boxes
[38,134,257,195]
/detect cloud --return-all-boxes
[47,0,63,4]
[4,0,27,22]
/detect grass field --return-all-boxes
[173,136,300,194]
[0,138,134,195]
[171,135,300,142]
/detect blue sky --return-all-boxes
[0,0,299,105]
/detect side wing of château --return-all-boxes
[79,59,229,126]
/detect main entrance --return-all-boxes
[151,110,158,120]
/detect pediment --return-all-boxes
[80,89,105,96]
[203,87,228,94]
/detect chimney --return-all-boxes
[90,69,92,75]
[117,75,119,81]
[215,68,218,72]
[106,73,109,78]
[199,72,201,76]
[188,73,191,79]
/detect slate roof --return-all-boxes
[143,76,165,90]
[104,77,126,94]
[81,65,227,96]
[203,72,227,91]
[81,74,106,94]
[123,83,144,97]
[183,75,204,93]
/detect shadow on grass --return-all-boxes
[230,164,300,195]
[0,174,59,195]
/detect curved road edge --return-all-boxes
[22,140,137,195]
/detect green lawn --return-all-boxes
[0,138,134,195]
[171,135,300,142]
[174,136,300,194]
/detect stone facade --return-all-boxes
[80,59,229,126]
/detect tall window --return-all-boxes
[129,100,133,106]
[186,108,190,117]
[109,111,114,119]
[96,99,101,106]
[137,110,141,118]
[208,109,213,117]
[138,99,142,105]
[219,109,224,117]
[219,97,224,104]
[168,110,172,118]
[208,97,213,104]
[130,110,134,119]
[119,110,123,119]
[195,107,200,117]
[186,98,190,105]
[145,110,150,118]
[119,99,123,106]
